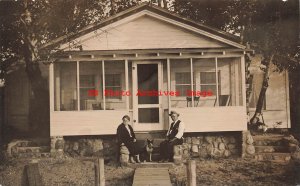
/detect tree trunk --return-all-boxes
[245,54,253,113]
[250,54,274,124]
[22,9,50,138]
[0,87,4,146]
[23,48,50,137]
[290,67,300,133]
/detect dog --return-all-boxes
[248,117,268,135]
[140,139,154,162]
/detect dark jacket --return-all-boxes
[117,123,136,145]
[168,120,181,140]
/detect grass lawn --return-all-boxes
[0,157,298,185]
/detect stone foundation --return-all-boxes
[6,139,50,158]
[284,135,300,160]
[174,132,241,164]
[50,136,118,162]
[241,131,255,158]
[49,132,242,164]
[285,135,300,182]
[119,145,130,166]
[50,136,64,157]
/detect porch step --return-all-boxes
[7,139,50,158]
[254,152,291,162]
[252,134,285,139]
[17,152,51,158]
[254,146,289,153]
[14,146,50,158]
[252,134,294,162]
[253,135,285,146]
[16,146,50,154]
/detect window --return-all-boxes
[79,62,102,110]
[175,72,191,96]
[54,62,78,111]
[54,61,127,111]
[199,71,220,96]
[170,59,191,107]
[80,75,96,100]
[169,58,243,108]
[217,58,243,106]
[105,73,122,99]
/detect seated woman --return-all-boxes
[117,115,141,163]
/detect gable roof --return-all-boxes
[41,3,245,50]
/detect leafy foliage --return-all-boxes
[0,0,142,82]
[172,0,299,69]
[171,0,299,123]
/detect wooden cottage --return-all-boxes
[4,4,290,144]
[43,4,249,136]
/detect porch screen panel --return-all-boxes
[54,62,77,111]
[137,64,159,104]
[104,61,126,110]
[79,61,103,110]
[138,108,159,123]
[193,58,218,107]
[170,59,192,108]
[217,58,243,106]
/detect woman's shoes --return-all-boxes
[130,156,141,163]
[130,157,136,164]
[135,155,141,163]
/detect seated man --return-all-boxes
[159,110,185,162]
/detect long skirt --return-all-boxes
[125,141,140,156]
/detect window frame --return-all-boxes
[172,70,221,100]
[195,70,221,99]
[79,74,97,101]
[104,73,124,101]
[175,72,192,97]
[171,70,196,99]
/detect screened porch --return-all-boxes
[49,50,247,136]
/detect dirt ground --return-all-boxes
[169,158,298,186]
[0,157,298,186]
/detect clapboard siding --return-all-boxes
[266,67,287,110]
[5,68,30,131]
[249,56,290,128]
[50,107,247,136]
[175,107,247,132]
[61,15,229,51]
[50,110,128,136]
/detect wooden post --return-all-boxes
[25,163,44,186]
[187,160,196,186]
[95,158,105,186]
